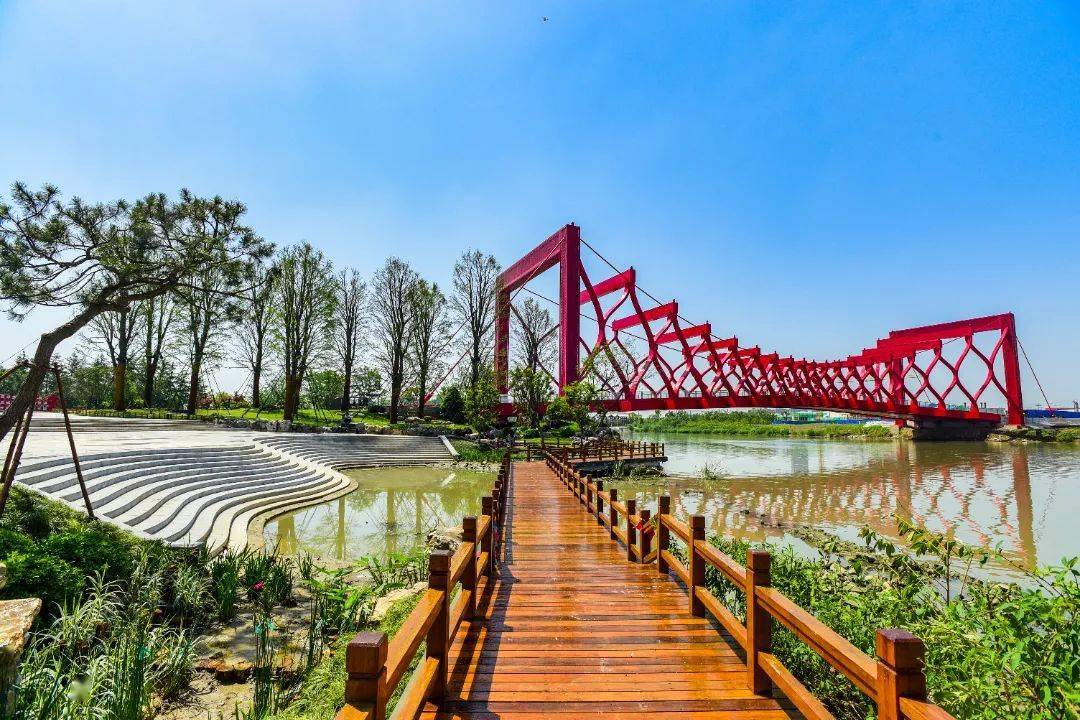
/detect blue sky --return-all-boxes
[1,2,1078,403]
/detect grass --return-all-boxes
[626,410,894,440]
[200,407,392,428]
[267,592,424,720]
[73,406,392,428]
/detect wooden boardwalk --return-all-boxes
[421,461,798,719]
[341,452,953,720]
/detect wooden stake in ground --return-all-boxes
[52,364,95,519]
[0,362,95,520]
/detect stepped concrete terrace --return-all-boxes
[12,414,455,553]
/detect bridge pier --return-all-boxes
[902,419,998,441]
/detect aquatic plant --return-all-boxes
[7,554,199,720]
[361,549,426,595]
[210,551,244,621]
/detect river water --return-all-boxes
[620,430,1079,574]
[263,466,494,562]
[263,435,1079,577]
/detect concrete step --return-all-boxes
[14,430,457,552]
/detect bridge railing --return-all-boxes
[529,438,665,464]
[544,450,956,720]
[336,452,511,720]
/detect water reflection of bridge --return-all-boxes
[644,444,1037,569]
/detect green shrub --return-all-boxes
[41,526,138,582]
[688,524,1080,720]
[0,528,33,556]
[2,550,84,612]
[0,487,63,538]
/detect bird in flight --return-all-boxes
[542,16,549,22]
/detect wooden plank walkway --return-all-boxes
[421,461,799,719]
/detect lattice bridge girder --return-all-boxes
[494,224,1024,426]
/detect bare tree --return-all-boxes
[238,261,276,409]
[334,268,366,422]
[140,293,179,408]
[86,306,142,410]
[512,296,557,376]
[370,257,418,424]
[0,184,270,441]
[408,280,449,417]
[450,250,500,387]
[180,271,226,413]
[275,242,336,421]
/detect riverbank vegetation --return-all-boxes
[626,409,894,439]
[0,485,430,720]
[679,521,1079,720]
[991,424,1080,444]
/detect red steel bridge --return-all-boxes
[493,224,1025,429]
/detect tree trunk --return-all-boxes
[389,375,401,424]
[340,368,352,422]
[470,347,480,387]
[417,370,427,417]
[113,363,127,411]
[0,304,103,443]
[283,375,298,421]
[143,361,156,408]
[113,309,130,411]
[186,352,203,415]
[251,359,262,409]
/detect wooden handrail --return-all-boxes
[542,449,956,720]
[337,451,512,720]
[695,538,746,590]
[546,437,666,465]
[660,513,690,543]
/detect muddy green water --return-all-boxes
[264,434,1079,577]
[621,430,1080,574]
[263,466,495,561]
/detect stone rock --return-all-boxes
[371,582,428,623]
[0,598,42,712]
[426,525,462,552]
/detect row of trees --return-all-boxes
[0,183,521,439]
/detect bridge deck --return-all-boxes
[421,461,798,719]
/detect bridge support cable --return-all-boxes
[495,224,1025,427]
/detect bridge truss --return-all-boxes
[495,224,1024,426]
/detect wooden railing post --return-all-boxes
[427,550,451,699]
[689,515,706,616]
[595,480,604,524]
[585,473,593,510]
[463,516,478,619]
[746,550,773,696]
[608,488,619,540]
[481,496,493,577]
[625,498,637,561]
[344,632,387,720]
[657,495,670,575]
[875,629,927,720]
[638,508,651,563]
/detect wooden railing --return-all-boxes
[544,451,956,720]
[525,438,665,464]
[336,452,511,720]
